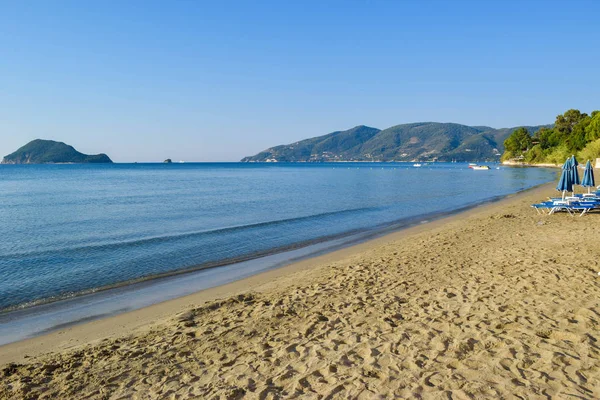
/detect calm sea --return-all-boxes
[0,163,555,312]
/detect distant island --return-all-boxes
[1,139,113,164]
[241,122,550,163]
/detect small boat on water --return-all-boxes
[468,163,477,166]
[471,165,490,170]
[413,163,422,167]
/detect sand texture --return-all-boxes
[2,184,600,399]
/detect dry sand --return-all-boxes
[2,183,600,399]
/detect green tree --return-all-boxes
[585,111,600,142]
[555,109,588,135]
[504,127,532,155]
[524,144,544,163]
[533,127,553,149]
[568,116,591,151]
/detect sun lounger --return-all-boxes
[532,202,554,214]
[572,193,600,199]
[548,197,600,206]
[532,200,595,216]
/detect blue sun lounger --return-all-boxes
[532,200,595,216]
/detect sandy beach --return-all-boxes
[2,182,600,399]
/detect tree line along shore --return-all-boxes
[502,108,600,165]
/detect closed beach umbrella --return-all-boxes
[556,158,573,200]
[570,155,580,195]
[582,160,596,194]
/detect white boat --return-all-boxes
[413,163,422,167]
[471,165,490,170]
[468,163,477,166]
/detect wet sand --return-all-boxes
[2,183,600,399]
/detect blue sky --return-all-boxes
[1,0,599,162]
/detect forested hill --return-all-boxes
[1,139,113,164]
[241,123,549,162]
[501,109,600,165]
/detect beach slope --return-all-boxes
[2,183,600,399]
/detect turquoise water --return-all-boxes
[0,163,555,311]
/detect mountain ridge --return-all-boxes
[241,122,551,162]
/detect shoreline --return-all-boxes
[0,182,553,349]
[0,182,553,365]
[0,186,535,317]
[3,180,600,398]
[2,161,553,317]
[502,160,560,168]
